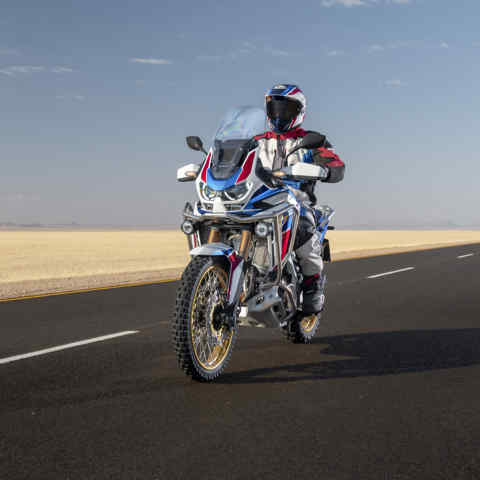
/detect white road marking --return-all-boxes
[367,267,415,279]
[0,331,139,365]
[457,253,474,259]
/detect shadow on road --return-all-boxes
[4,328,480,413]
[219,328,480,384]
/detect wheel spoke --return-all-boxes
[189,263,233,370]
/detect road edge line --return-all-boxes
[0,278,179,303]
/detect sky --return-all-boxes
[1,0,479,228]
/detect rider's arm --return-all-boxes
[312,146,345,183]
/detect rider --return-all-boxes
[254,84,345,314]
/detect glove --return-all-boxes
[318,165,329,180]
[256,163,281,188]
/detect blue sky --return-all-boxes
[1,0,479,227]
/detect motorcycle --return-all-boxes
[172,106,335,381]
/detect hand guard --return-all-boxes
[317,165,329,180]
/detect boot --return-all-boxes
[302,272,326,314]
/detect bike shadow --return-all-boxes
[219,328,480,384]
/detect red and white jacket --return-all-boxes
[254,128,345,184]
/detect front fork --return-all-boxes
[216,229,252,328]
[187,226,252,328]
[224,228,252,309]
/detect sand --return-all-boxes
[1,229,479,300]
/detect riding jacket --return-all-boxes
[253,128,345,205]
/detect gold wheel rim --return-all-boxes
[190,265,233,371]
[300,314,318,333]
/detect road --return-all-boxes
[1,244,480,480]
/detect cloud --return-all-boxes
[0,47,19,55]
[265,47,293,57]
[367,41,415,53]
[51,66,74,73]
[327,49,345,56]
[321,0,368,6]
[0,65,45,76]
[129,57,172,65]
[384,79,407,87]
[321,0,412,6]
[440,42,449,49]
[0,65,75,77]
[388,41,413,49]
[242,41,256,50]
[368,44,385,53]
[56,94,85,101]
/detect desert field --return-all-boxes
[1,229,480,300]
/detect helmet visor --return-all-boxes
[266,96,301,131]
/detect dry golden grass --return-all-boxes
[1,229,479,299]
[0,230,188,284]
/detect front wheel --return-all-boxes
[284,311,321,344]
[172,256,238,381]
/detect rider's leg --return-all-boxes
[294,206,325,314]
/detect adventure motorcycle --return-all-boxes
[172,106,335,381]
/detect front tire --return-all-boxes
[172,256,238,381]
[284,311,321,344]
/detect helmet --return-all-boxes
[265,84,306,133]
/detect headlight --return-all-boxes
[224,182,251,201]
[200,183,218,201]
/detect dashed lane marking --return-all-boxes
[0,331,139,365]
[457,253,474,259]
[367,267,415,279]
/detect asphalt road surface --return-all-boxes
[1,244,480,480]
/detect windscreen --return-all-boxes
[209,107,266,180]
[214,106,266,142]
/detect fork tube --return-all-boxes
[284,207,300,266]
[238,230,252,259]
[186,234,195,250]
[208,227,221,243]
[273,215,283,285]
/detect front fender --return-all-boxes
[190,242,244,308]
[189,242,233,257]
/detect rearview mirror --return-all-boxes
[286,132,326,159]
[186,136,207,155]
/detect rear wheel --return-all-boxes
[172,256,238,381]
